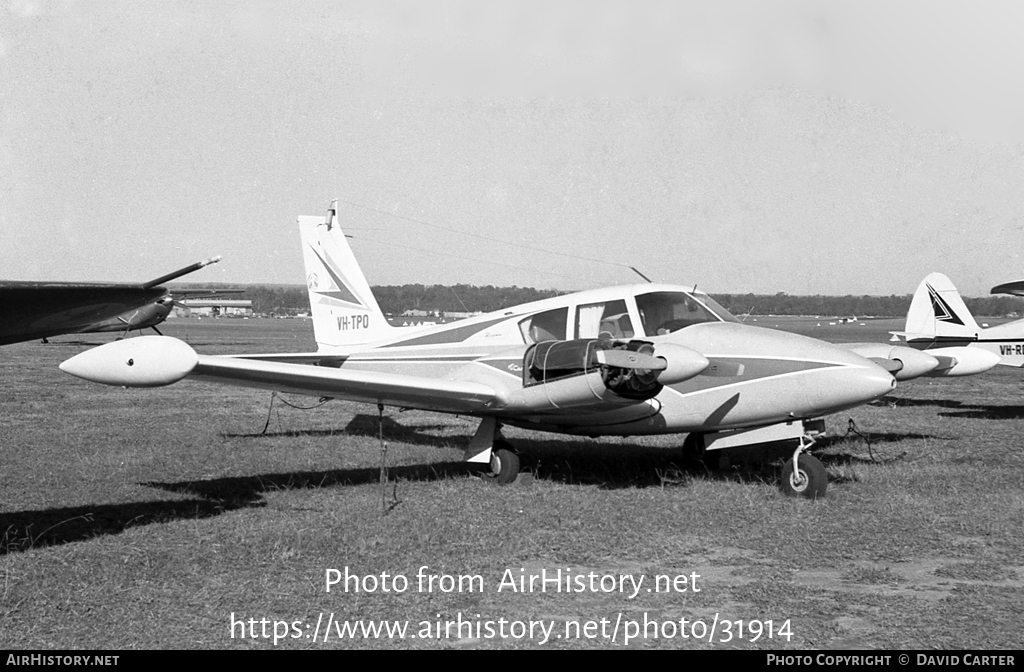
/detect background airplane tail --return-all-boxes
[904,272,980,338]
[299,202,397,350]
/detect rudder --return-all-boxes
[299,201,397,350]
[904,272,980,338]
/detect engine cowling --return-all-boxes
[504,338,708,411]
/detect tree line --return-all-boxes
[175,283,1024,318]
[713,293,1024,318]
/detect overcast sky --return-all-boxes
[2,1,1023,296]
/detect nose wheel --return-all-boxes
[781,435,827,499]
[487,440,520,485]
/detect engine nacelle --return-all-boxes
[925,346,1001,377]
[504,338,708,411]
[845,343,940,381]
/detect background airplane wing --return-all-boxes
[0,283,168,344]
[990,280,1024,296]
[0,257,220,346]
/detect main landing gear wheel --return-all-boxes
[681,433,706,463]
[488,441,520,485]
[781,454,827,499]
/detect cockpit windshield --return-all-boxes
[635,290,739,335]
[694,292,740,324]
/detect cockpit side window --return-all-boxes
[575,299,634,340]
[519,307,568,344]
[636,291,722,335]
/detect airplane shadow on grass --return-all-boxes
[879,396,1024,420]
[223,414,464,446]
[0,461,481,556]
[0,498,248,557]
[0,418,941,556]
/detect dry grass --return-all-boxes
[1,318,1022,649]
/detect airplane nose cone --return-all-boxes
[812,358,895,416]
[863,363,898,398]
[793,342,897,416]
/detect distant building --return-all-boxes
[176,299,254,317]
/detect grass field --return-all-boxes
[1,317,1022,649]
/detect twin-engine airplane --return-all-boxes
[0,257,222,345]
[61,204,902,498]
[890,272,1023,369]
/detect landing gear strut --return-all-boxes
[488,439,520,485]
[781,434,827,499]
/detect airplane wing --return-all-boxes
[190,356,500,413]
[229,352,349,366]
[990,280,1024,296]
[169,288,246,297]
[0,257,220,346]
[0,283,167,344]
[58,336,500,413]
[60,335,710,416]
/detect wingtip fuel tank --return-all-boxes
[60,336,199,387]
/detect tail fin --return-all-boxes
[299,201,397,350]
[904,272,980,338]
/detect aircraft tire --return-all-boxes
[488,443,520,485]
[781,454,827,499]
[681,433,706,462]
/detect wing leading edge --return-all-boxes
[59,335,502,414]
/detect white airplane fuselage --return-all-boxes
[189,283,895,437]
[332,328,891,436]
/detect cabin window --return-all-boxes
[575,299,634,340]
[636,291,722,335]
[519,307,568,344]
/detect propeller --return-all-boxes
[594,349,667,371]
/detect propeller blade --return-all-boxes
[594,349,667,371]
